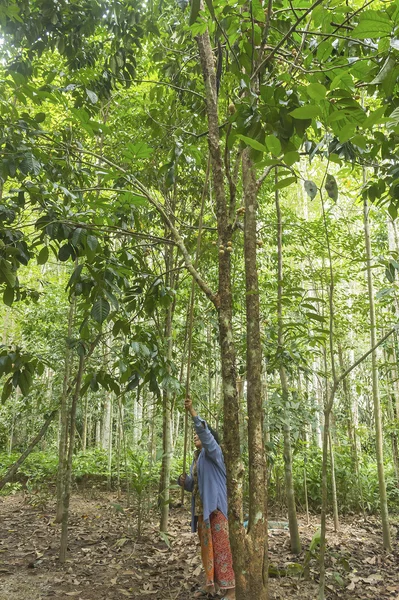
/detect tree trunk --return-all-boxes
[107,396,113,491]
[319,406,331,600]
[328,431,339,532]
[59,353,85,563]
[242,149,268,595]
[196,28,247,599]
[363,197,391,550]
[338,345,364,512]
[312,360,323,449]
[274,182,300,554]
[160,270,174,530]
[82,395,88,453]
[102,392,112,451]
[56,296,75,523]
[319,191,339,599]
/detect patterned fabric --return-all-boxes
[197,510,235,591]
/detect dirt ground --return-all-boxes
[0,492,398,600]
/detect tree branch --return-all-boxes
[334,327,397,392]
[252,0,325,80]
[67,145,218,308]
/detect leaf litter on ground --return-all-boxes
[0,493,397,599]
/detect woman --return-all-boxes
[178,398,235,600]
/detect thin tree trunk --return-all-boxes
[242,149,268,594]
[303,454,310,526]
[385,349,399,487]
[56,296,75,523]
[160,278,174,530]
[313,360,323,449]
[116,400,122,499]
[59,353,85,563]
[329,431,339,532]
[363,197,391,550]
[102,392,112,451]
[338,345,364,512]
[107,396,113,491]
[319,406,331,600]
[319,190,338,600]
[82,395,88,453]
[275,182,301,554]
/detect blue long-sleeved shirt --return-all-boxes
[179,415,228,532]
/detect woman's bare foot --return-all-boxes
[221,589,235,599]
[194,584,216,598]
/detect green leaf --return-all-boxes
[306,83,327,100]
[325,174,338,202]
[58,244,72,262]
[284,151,300,166]
[386,107,399,128]
[37,246,49,265]
[119,192,147,206]
[91,298,110,324]
[19,152,41,176]
[273,176,297,190]
[236,135,267,152]
[0,261,16,288]
[306,312,325,322]
[104,289,119,311]
[34,112,46,123]
[3,287,14,307]
[351,134,367,149]
[310,528,321,551]
[304,180,318,200]
[18,369,32,396]
[86,235,98,252]
[351,11,392,39]
[316,41,333,62]
[86,89,98,104]
[189,0,200,25]
[1,378,13,404]
[362,107,386,129]
[67,263,83,289]
[371,56,396,85]
[204,0,215,18]
[290,106,320,119]
[265,135,281,157]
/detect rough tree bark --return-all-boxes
[242,149,269,594]
[196,27,250,600]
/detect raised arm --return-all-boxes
[185,398,224,467]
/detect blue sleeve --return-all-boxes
[177,460,194,492]
[193,415,224,467]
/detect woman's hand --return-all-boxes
[178,473,187,486]
[184,397,197,417]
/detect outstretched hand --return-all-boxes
[184,397,197,417]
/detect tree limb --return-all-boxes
[334,327,397,392]
[252,0,325,80]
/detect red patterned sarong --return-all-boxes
[197,510,235,590]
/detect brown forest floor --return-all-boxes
[0,491,398,600]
